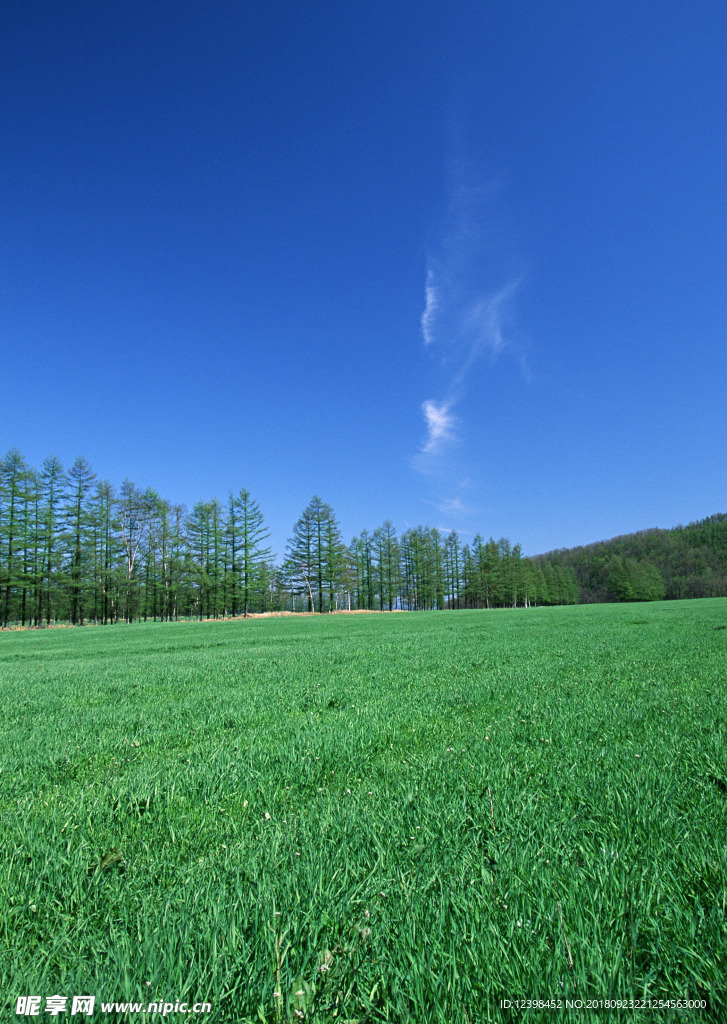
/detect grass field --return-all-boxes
[2,600,726,1023]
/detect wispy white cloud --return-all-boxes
[416,274,520,465]
[420,267,439,346]
[466,279,518,357]
[425,494,470,515]
[420,399,456,454]
[450,277,521,392]
[415,158,525,469]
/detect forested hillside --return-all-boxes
[1,448,722,626]
[536,514,727,603]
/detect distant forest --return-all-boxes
[537,514,727,604]
[0,449,724,626]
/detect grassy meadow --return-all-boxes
[1,601,726,1022]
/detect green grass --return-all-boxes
[1,601,726,1023]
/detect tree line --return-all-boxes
[0,449,580,626]
[10,449,721,626]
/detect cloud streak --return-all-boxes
[420,399,456,454]
[417,274,520,459]
[420,268,439,347]
[426,495,469,515]
[450,277,520,392]
[416,161,523,463]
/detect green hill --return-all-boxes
[534,513,727,603]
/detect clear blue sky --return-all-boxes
[2,1,725,559]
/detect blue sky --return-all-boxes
[2,1,726,559]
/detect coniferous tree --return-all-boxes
[325,513,347,611]
[233,488,272,616]
[286,496,343,612]
[399,529,415,610]
[138,489,168,621]
[5,446,725,624]
[1,450,31,626]
[27,468,44,626]
[39,455,66,626]
[17,466,40,626]
[509,542,524,607]
[226,493,242,617]
[460,543,473,609]
[373,520,399,611]
[348,535,365,610]
[429,528,444,610]
[349,531,375,609]
[444,530,461,609]
[187,501,213,620]
[91,480,116,624]
[208,499,224,618]
[117,479,146,623]
[167,504,187,621]
[467,535,486,608]
[361,530,375,609]
[65,456,97,625]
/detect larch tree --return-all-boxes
[1,449,30,626]
[117,479,147,623]
[444,530,461,609]
[286,496,344,612]
[2,447,578,622]
[373,519,400,612]
[65,456,97,625]
[39,455,66,626]
[349,531,374,609]
[208,499,224,618]
[233,488,272,617]
[324,511,347,611]
[187,501,213,621]
[90,480,116,624]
